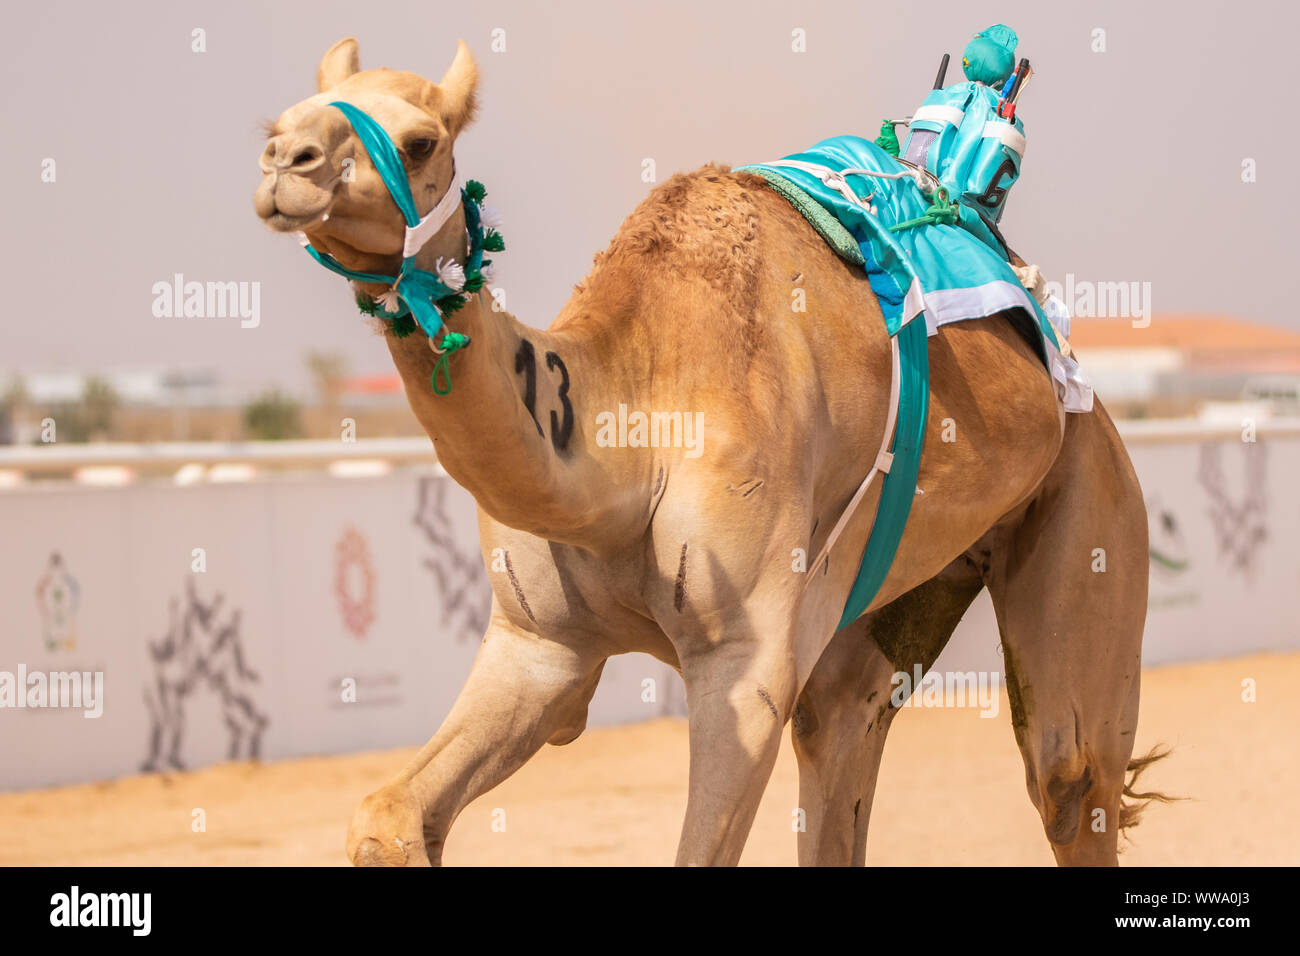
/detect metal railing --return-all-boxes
[1,418,1297,483]
[0,437,445,483]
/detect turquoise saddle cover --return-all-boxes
[735,134,1058,629]
[737,134,1057,349]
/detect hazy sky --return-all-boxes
[2,0,1294,396]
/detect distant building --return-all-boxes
[1070,314,1300,417]
[19,368,227,407]
[341,374,407,408]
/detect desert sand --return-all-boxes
[1,652,1296,866]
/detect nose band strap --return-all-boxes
[328,101,463,259]
[328,100,420,225]
[403,166,463,257]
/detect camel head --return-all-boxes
[254,37,479,264]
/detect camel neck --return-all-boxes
[365,211,629,547]
[304,199,639,546]
[387,299,633,545]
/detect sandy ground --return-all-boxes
[2,652,1297,866]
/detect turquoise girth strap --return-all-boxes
[837,316,928,629]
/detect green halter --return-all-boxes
[300,100,504,393]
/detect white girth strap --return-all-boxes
[402,167,464,259]
[753,156,912,587]
[805,334,902,586]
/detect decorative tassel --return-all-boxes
[439,293,467,315]
[431,331,472,395]
[307,173,504,387]
[479,204,504,232]
[434,257,466,292]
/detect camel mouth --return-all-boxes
[255,173,336,232]
[262,208,330,233]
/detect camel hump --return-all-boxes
[569,165,772,346]
[599,164,763,272]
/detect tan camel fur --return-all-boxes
[255,38,1158,866]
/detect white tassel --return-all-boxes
[434,257,466,292]
[480,204,504,232]
[480,262,495,283]
[375,287,402,314]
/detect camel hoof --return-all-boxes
[346,786,430,867]
[351,836,410,867]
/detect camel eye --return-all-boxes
[404,137,436,161]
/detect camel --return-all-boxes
[254,38,1164,866]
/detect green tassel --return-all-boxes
[465,180,486,203]
[357,294,417,337]
[431,331,472,395]
[438,293,467,315]
[482,231,505,252]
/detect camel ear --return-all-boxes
[317,37,360,93]
[437,40,479,137]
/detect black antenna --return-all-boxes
[933,53,950,89]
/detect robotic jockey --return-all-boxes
[878,25,1082,349]
[897,25,1028,229]
[875,24,1090,409]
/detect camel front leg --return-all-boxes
[673,598,798,866]
[346,612,605,866]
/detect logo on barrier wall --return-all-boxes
[334,525,376,640]
[413,478,491,644]
[142,582,268,772]
[35,552,80,652]
[1198,442,1268,577]
[1146,496,1189,579]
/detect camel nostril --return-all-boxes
[291,146,323,168]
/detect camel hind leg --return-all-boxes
[793,557,984,865]
[978,403,1159,865]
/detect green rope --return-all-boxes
[888,188,960,233]
[431,331,472,395]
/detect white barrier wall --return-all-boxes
[0,469,680,790]
[1,426,1296,790]
[934,427,1299,675]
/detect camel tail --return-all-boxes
[1118,744,1181,833]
